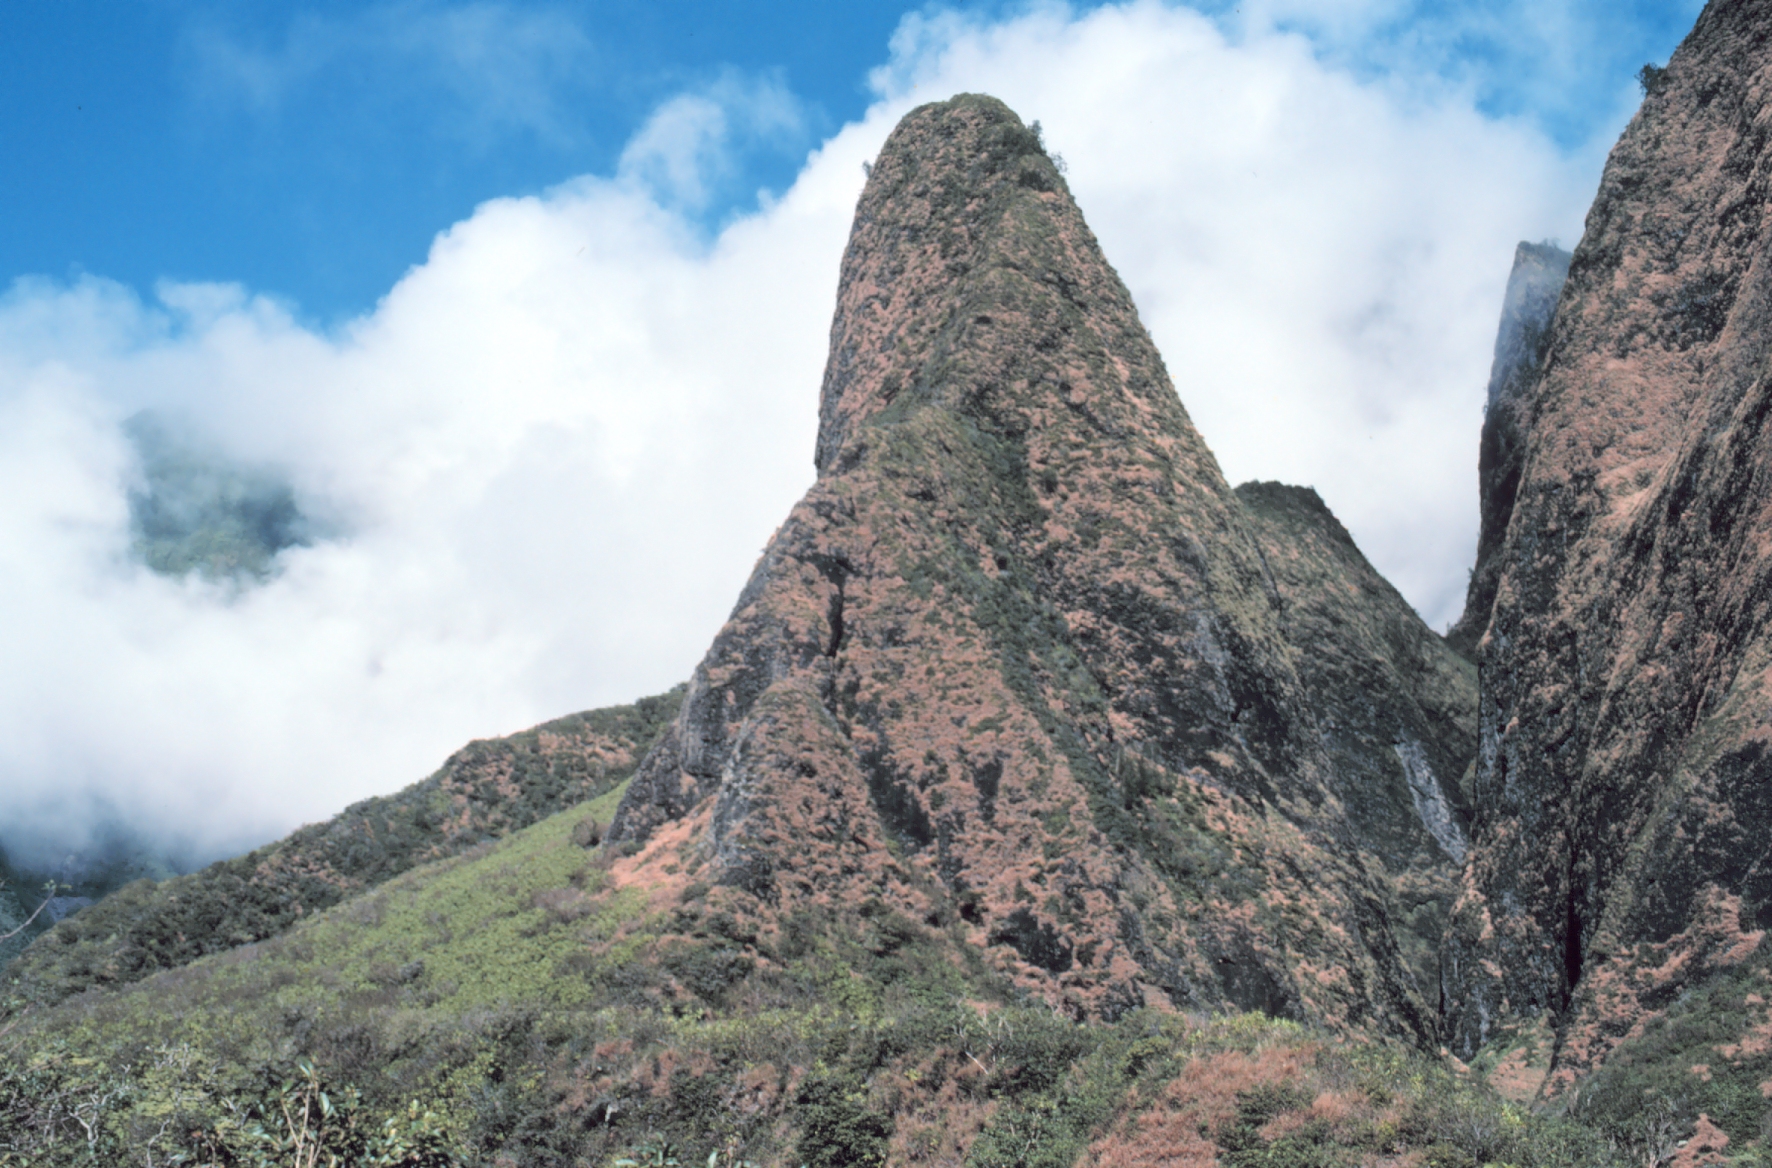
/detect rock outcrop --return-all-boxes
[1235,482,1476,996]
[1446,241,1570,660]
[1444,0,1772,1089]
[608,94,1474,1033]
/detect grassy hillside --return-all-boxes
[2,777,1615,1166]
[3,688,683,1010]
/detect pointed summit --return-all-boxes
[1445,240,1570,660]
[609,95,1472,1028]
[0,93,1507,1167]
[815,95,1194,479]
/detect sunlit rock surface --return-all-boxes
[609,94,1473,1033]
[1443,0,1772,1090]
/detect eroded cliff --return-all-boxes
[1443,0,1772,1098]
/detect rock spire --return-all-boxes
[608,94,1473,1029]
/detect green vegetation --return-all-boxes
[0,831,187,973]
[4,687,682,1006]
[0,1041,452,1166]
[0,876,63,973]
[961,1015,1615,1168]
[124,411,315,582]
[1566,949,1772,1164]
[0,774,1627,1165]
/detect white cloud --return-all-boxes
[0,0,1609,864]
[618,72,810,212]
[1208,0,1700,144]
[0,144,864,863]
[184,1,597,147]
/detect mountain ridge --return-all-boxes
[13,47,1770,1159]
[2,688,682,1010]
[1445,239,1570,660]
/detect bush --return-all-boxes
[795,1073,891,1168]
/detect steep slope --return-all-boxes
[2,687,681,1010]
[2,779,1607,1168]
[1445,241,1571,660]
[0,835,185,975]
[605,94,1467,1036]
[1444,0,1772,1097]
[1235,482,1475,995]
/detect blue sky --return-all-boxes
[5,0,991,322]
[4,0,1700,324]
[0,0,1709,862]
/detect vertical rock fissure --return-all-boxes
[1561,860,1584,1011]
[826,582,846,658]
[1395,739,1468,863]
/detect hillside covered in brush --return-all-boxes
[3,689,681,1010]
[14,2,1772,1159]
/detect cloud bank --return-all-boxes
[0,0,1606,866]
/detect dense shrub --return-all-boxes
[795,1073,892,1168]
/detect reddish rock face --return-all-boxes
[610,95,1473,1031]
[1444,0,1772,1081]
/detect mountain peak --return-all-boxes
[606,94,1472,1028]
[0,93,1507,1166]
[815,94,1191,479]
[1445,239,1570,658]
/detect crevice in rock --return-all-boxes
[807,551,852,659]
[1562,860,1585,1010]
[826,582,846,658]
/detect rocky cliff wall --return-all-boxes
[1447,241,1570,660]
[1236,481,1476,996]
[1444,0,1772,1090]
